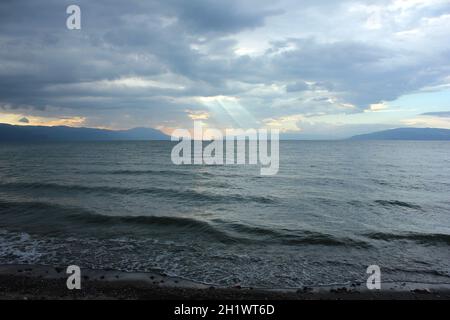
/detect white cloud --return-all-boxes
[0,111,86,127]
[263,114,304,132]
[186,109,210,120]
[367,102,389,112]
[402,115,450,128]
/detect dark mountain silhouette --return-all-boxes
[0,123,169,142]
[349,127,450,141]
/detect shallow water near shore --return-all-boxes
[0,141,449,288]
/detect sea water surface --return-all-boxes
[0,141,449,288]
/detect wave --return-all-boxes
[212,219,370,247]
[91,169,212,178]
[381,266,450,278]
[347,199,424,213]
[0,200,368,247]
[86,168,253,180]
[364,232,450,245]
[0,182,276,205]
[0,200,239,243]
[373,200,423,210]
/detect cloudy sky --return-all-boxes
[1,0,450,138]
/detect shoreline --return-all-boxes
[0,264,449,300]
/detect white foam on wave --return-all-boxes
[0,229,44,263]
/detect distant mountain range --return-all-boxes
[349,128,450,140]
[2,124,450,142]
[0,123,169,141]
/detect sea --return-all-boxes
[0,141,449,288]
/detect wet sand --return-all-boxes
[0,264,449,300]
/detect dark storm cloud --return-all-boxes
[164,0,283,34]
[0,0,449,130]
[0,1,278,109]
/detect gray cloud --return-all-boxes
[0,0,449,132]
[421,111,450,118]
[266,38,450,107]
[286,81,309,92]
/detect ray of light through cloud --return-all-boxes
[0,0,449,138]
